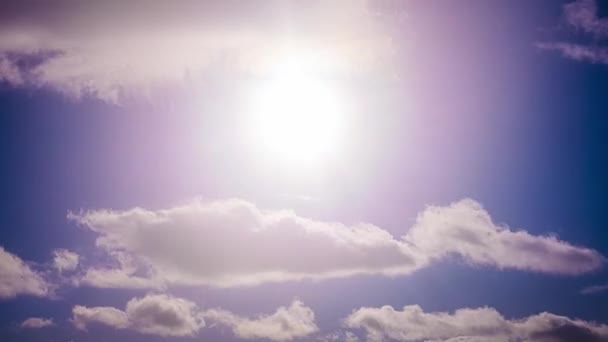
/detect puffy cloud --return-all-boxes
[68,198,603,289]
[405,199,605,275]
[52,249,79,272]
[345,304,608,342]
[202,300,318,341]
[0,246,49,299]
[72,305,129,331]
[72,294,203,337]
[0,0,394,102]
[68,198,422,288]
[21,317,54,328]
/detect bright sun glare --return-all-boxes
[250,54,346,166]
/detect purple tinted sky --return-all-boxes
[1,1,608,341]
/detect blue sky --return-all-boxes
[0,1,608,341]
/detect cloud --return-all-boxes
[563,0,608,37]
[202,300,318,341]
[72,305,129,330]
[536,42,608,64]
[68,198,423,287]
[318,331,359,342]
[68,198,604,289]
[581,282,608,295]
[21,317,54,329]
[72,294,315,340]
[0,0,394,102]
[0,246,49,299]
[72,293,203,337]
[52,249,79,273]
[405,199,604,275]
[538,0,608,64]
[345,304,608,342]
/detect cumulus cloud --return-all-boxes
[538,0,608,64]
[0,0,394,102]
[0,246,49,299]
[68,198,604,289]
[52,249,79,273]
[202,300,318,341]
[405,199,604,275]
[21,317,54,329]
[345,304,608,342]
[72,293,203,337]
[68,198,422,287]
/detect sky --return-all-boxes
[0,0,608,341]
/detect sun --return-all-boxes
[248,54,346,167]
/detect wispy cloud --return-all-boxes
[581,282,608,295]
[20,317,54,329]
[538,0,608,64]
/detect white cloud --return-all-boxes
[21,317,54,329]
[202,300,318,341]
[345,304,608,342]
[0,0,393,102]
[0,246,49,299]
[72,305,129,331]
[72,293,203,337]
[52,249,79,273]
[68,198,422,288]
[72,293,315,340]
[405,199,605,275]
[68,198,604,289]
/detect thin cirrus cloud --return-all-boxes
[581,282,608,295]
[72,293,317,341]
[538,0,608,64]
[67,198,605,290]
[0,246,49,299]
[0,0,394,102]
[345,304,608,342]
